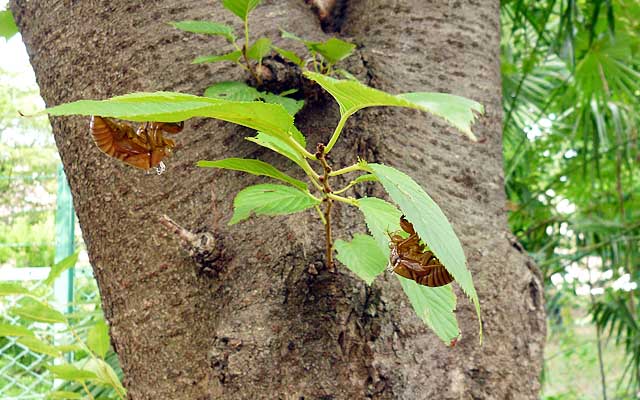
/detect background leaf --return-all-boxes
[335,234,387,284]
[170,21,236,42]
[87,320,110,359]
[309,37,355,64]
[203,82,304,117]
[192,50,242,64]
[10,297,67,324]
[304,72,483,140]
[47,391,83,399]
[0,282,31,296]
[398,277,460,344]
[273,46,304,66]
[44,251,79,285]
[0,10,18,39]
[204,81,262,101]
[367,163,481,334]
[82,358,126,392]
[0,323,36,337]
[230,184,319,224]
[262,92,304,117]
[197,158,307,191]
[47,364,98,381]
[247,37,272,61]
[222,0,262,20]
[17,336,60,357]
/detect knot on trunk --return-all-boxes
[159,215,228,277]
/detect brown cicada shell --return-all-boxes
[387,216,454,287]
[90,116,184,171]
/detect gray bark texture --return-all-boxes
[10,0,546,399]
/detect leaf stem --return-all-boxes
[327,193,358,206]
[243,17,250,54]
[329,163,365,177]
[324,113,351,154]
[286,134,317,160]
[314,204,327,224]
[81,381,96,400]
[332,182,356,195]
[240,16,262,86]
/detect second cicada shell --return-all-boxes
[90,116,184,170]
[388,216,454,287]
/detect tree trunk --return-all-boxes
[11,0,546,398]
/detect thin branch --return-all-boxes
[317,143,335,271]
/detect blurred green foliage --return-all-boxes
[0,65,58,268]
[502,0,639,397]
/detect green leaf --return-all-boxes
[47,391,83,399]
[204,81,261,101]
[0,323,36,337]
[230,184,319,225]
[335,234,387,285]
[262,92,305,116]
[280,31,354,65]
[170,21,236,42]
[17,336,60,357]
[197,158,307,191]
[304,72,483,141]
[367,163,481,334]
[10,298,67,324]
[398,277,460,344]
[47,364,98,381]
[247,37,272,61]
[273,46,304,66]
[222,0,262,20]
[44,91,295,140]
[398,93,484,141]
[0,10,18,39]
[193,50,242,64]
[356,197,402,256]
[87,320,110,359]
[246,133,305,168]
[309,37,355,65]
[280,29,306,43]
[352,197,462,344]
[0,282,30,296]
[44,251,79,286]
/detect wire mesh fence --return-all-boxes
[0,265,100,400]
[0,161,104,399]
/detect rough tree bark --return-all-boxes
[11,0,546,399]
